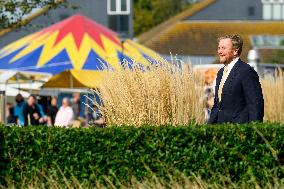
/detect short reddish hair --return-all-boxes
[218,34,243,56]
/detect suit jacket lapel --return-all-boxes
[215,67,224,102]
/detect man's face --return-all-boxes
[218,38,238,65]
[73,93,80,101]
[51,98,57,106]
[93,105,98,111]
[28,97,35,106]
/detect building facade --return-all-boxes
[0,0,133,48]
[138,0,284,64]
[187,0,284,21]
[187,0,263,21]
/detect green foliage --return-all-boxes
[264,40,284,64]
[1,123,284,187]
[0,126,5,185]
[133,0,191,36]
[0,0,65,29]
[265,49,284,64]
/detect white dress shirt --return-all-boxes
[217,57,239,100]
[222,57,239,82]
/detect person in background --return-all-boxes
[54,97,74,127]
[37,103,46,119]
[87,104,105,128]
[6,102,16,124]
[71,92,81,120]
[46,96,58,126]
[14,93,26,126]
[23,95,44,126]
[36,96,47,124]
[203,88,215,122]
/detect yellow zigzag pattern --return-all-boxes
[4,31,162,70]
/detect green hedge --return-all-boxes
[0,123,284,186]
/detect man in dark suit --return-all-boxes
[208,34,264,124]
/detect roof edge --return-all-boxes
[0,0,64,37]
[137,0,216,43]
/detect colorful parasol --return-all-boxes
[0,14,164,87]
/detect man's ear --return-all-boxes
[233,48,239,56]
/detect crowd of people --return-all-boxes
[6,93,105,128]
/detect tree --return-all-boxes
[133,0,191,36]
[0,0,65,29]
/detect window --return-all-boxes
[282,4,284,19]
[108,15,129,34]
[251,35,284,47]
[273,4,281,19]
[121,0,127,12]
[248,6,255,16]
[263,4,272,20]
[110,0,116,12]
[262,1,284,20]
[107,0,130,15]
